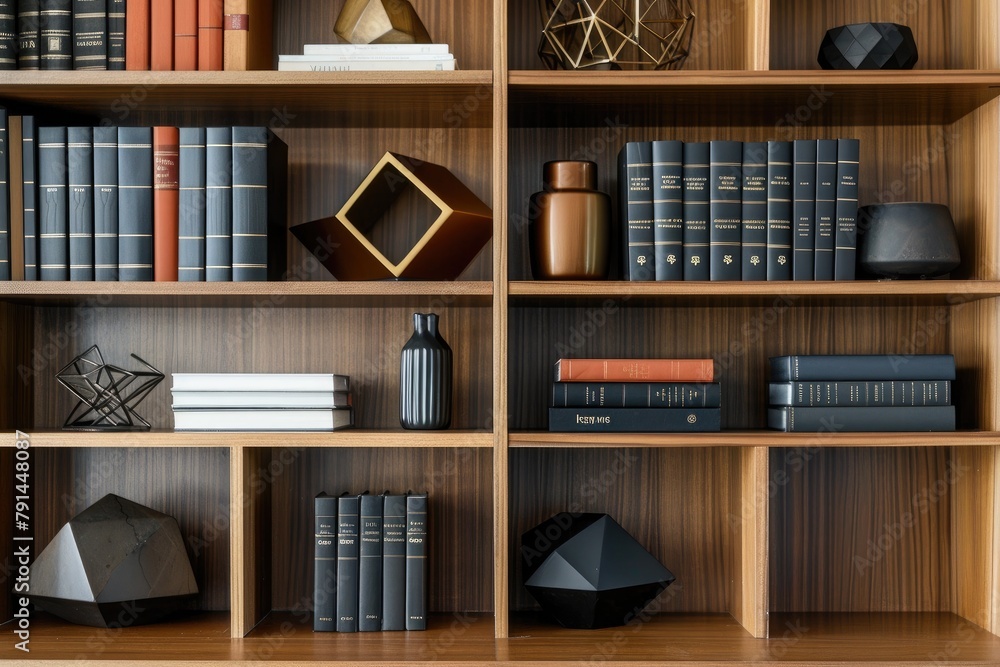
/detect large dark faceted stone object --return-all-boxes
[857,202,961,279]
[25,494,198,627]
[521,513,675,629]
[818,23,918,70]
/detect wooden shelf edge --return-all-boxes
[509,431,1000,448]
[0,70,494,88]
[0,281,493,297]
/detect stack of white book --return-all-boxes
[171,374,354,431]
[278,43,456,72]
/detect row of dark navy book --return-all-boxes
[619,139,861,282]
[0,113,287,281]
[314,491,428,632]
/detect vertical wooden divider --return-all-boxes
[730,445,768,638]
[744,0,770,70]
[231,445,273,638]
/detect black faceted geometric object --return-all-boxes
[56,345,164,431]
[521,513,675,629]
[857,202,962,279]
[26,494,198,628]
[818,23,918,70]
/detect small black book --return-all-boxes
[0,110,8,280]
[682,142,710,280]
[206,126,233,282]
[72,0,106,70]
[792,140,817,281]
[405,493,428,631]
[651,140,683,281]
[313,493,338,632]
[22,116,39,280]
[38,126,68,281]
[117,126,153,281]
[835,138,860,281]
[17,0,41,70]
[93,125,118,280]
[618,141,654,281]
[768,406,956,432]
[740,141,767,280]
[40,0,72,70]
[766,141,793,281]
[179,127,207,281]
[336,492,361,632]
[381,492,407,632]
[551,382,721,408]
[769,380,952,407]
[107,0,124,69]
[549,407,722,432]
[68,127,94,281]
[708,140,742,281]
[358,492,383,632]
[769,354,956,382]
[813,139,838,281]
[0,0,16,70]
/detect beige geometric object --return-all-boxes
[335,0,433,44]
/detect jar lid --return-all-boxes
[543,161,598,190]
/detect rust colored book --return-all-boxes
[150,0,173,70]
[153,127,179,281]
[553,359,715,382]
[198,0,222,70]
[174,0,197,70]
[125,0,149,70]
[223,0,272,71]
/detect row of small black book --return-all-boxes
[618,139,861,282]
[0,0,126,70]
[768,355,956,432]
[0,112,287,282]
[314,491,428,632]
[171,374,353,431]
[547,358,722,432]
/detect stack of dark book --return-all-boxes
[171,374,353,431]
[548,358,721,432]
[0,114,287,282]
[768,355,956,432]
[619,139,860,282]
[314,491,427,632]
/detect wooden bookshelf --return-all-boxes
[2,0,1000,664]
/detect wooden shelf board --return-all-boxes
[9,430,495,449]
[508,69,1000,126]
[510,431,1000,448]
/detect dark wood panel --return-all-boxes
[32,448,230,610]
[770,447,953,612]
[509,448,737,613]
[29,305,492,431]
[0,303,33,429]
[268,447,493,613]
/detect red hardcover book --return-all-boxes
[125,0,149,70]
[174,0,197,70]
[198,0,223,70]
[153,127,180,281]
[553,359,715,382]
[150,0,173,70]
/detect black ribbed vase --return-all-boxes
[400,313,452,430]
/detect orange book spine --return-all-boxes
[150,0,173,70]
[554,359,715,382]
[198,0,223,70]
[174,0,198,70]
[125,0,149,70]
[153,127,180,281]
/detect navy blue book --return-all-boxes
[93,126,118,280]
[651,140,683,281]
[835,138,860,281]
[68,127,94,281]
[0,109,8,280]
[769,406,955,432]
[813,139,838,280]
[22,117,38,280]
[117,127,153,281]
[206,127,232,281]
[682,142,710,280]
[313,493,338,632]
[552,382,721,408]
[358,492,384,632]
[179,127,206,281]
[381,492,407,631]
[38,126,68,281]
[232,127,287,281]
[792,140,817,281]
[769,380,952,407]
[766,141,793,281]
[549,407,721,432]
[336,492,361,633]
[708,140,742,281]
[618,141,654,281]
[405,493,428,631]
[740,141,767,280]
[769,355,956,382]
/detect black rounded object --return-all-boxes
[400,312,453,430]
[818,22,918,70]
[857,202,961,279]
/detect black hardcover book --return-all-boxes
[740,141,767,280]
[651,140,683,281]
[117,126,153,281]
[179,127,207,282]
[770,354,956,382]
[232,126,287,282]
[0,110,8,280]
[336,492,360,633]
[682,141,710,280]
[769,380,952,407]
[551,382,721,408]
[18,0,41,69]
[22,117,38,280]
[405,493,428,631]
[618,141,654,281]
[835,138,860,281]
[38,126,68,281]
[792,140,817,281]
[708,140,742,281]
[358,492,383,632]
[72,0,106,69]
[40,0,72,70]
[381,492,407,632]
[107,0,124,69]
[0,0,16,69]
[766,140,793,281]
[313,493,338,632]
[206,127,232,282]
[768,405,956,433]
[814,139,838,280]
[93,126,118,280]
[548,407,722,432]
[68,127,94,281]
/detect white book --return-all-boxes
[173,409,354,431]
[171,391,350,409]
[171,373,349,392]
[302,43,450,56]
[279,53,453,62]
[278,59,457,72]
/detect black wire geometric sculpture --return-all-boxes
[56,346,164,431]
[538,0,696,71]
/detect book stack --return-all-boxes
[767,354,957,432]
[619,139,861,282]
[314,491,427,632]
[278,43,456,72]
[171,374,353,431]
[548,358,721,432]
[0,114,287,282]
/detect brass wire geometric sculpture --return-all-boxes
[538,0,696,71]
